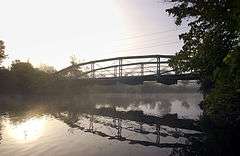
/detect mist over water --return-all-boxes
[0,92,203,156]
[93,93,202,119]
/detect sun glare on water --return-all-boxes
[5,117,46,143]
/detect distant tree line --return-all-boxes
[0,44,87,95]
[1,60,53,94]
[0,62,88,95]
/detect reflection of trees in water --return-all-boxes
[181,101,190,109]
[0,95,202,155]
[92,93,193,113]
[0,93,198,114]
[0,99,202,156]
[158,99,172,115]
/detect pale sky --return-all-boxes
[0,0,187,70]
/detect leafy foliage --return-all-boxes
[0,60,88,95]
[166,0,240,155]
[6,60,49,94]
[166,0,240,116]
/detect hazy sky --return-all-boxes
[0,0,187,69]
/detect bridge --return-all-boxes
[55,55,199,85]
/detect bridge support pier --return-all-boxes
[114,66,117,77]
[156,124,161,144]
[117,118,122,138]
[91,63,95,78]
[119,59,122,77]
[157,57,160,77]
[141,63,144,76]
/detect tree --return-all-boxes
[69,54,87,78]
[166,0,240,155]
[70,54,80,66]
[0,40,6,65]
[10,60,36,93]
[10,60,53,94]
[0,68,15,93]
[38,64,56,74]
[166,0,240,116]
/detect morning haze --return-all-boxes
[0,0,239,156]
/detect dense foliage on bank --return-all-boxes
[166,0,240,155]
[0,60,86,95]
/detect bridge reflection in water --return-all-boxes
[54,106,202,149]
[0,93,203,156]
[55,55,199,85]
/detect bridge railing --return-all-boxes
[55,55,175,79]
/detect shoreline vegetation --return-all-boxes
[0,60,198,95]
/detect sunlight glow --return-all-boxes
[5,117,46,143]
[0,0,181,69]
[0,0,144,69]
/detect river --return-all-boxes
[0,93,203,156]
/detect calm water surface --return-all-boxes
[0,93,203,156]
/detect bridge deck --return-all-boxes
[69,74,199,85]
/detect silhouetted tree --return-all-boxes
[70,54,80,66]
[68,55,87,78]
[10,60,35,93]
[0,68,15,93]
[38,64,56,74]
[10,60,50,94]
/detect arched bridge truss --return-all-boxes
[55,55,199,85]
